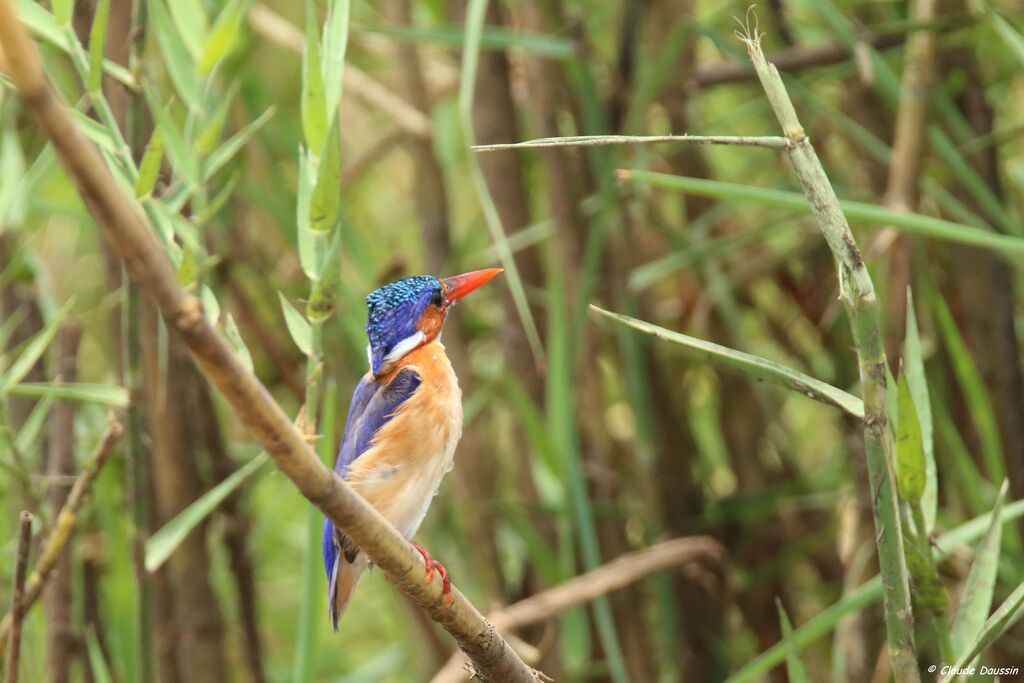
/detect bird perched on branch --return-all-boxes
[322,268,503,627]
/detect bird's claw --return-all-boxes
[411,542,453,607]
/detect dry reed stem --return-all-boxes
[473,134,790,152]
[4,512,32,683]
[429,536,724,683]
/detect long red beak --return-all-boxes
[443,268,503,302]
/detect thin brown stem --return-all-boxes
[5,512,32,683]
[473,134,790,152]
[45,322,80,683]
[0,5,537,680]
[428,536,724,683]
[0,421,123,660]
[693,25,962,86]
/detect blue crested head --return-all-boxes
[364,269,503,378]
[366,276,442,377]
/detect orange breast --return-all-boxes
[345,342,463,537]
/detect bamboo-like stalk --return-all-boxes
[738,21,921,683]
[0,421,123,659]
[5,512,32,683]
[247,3,433,140]
[472,134,790,151]
[0,4,539,681]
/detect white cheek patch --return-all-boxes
[366,344,373,369]
[384,331,426,365]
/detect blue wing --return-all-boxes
[322,368,421,627]
[333,368,422,478]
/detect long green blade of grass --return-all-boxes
[7,382,130,407]
[359,24,574,58]
[904,289,937,530]
[16,0,135,86]
[591,306,864,418]
[145,453,270,572]
[458,0,545,369]
[726,497,1024,683]
[619,170,1024,256]
[86,629,115,683]
[940,576,1024,682]
[777,600,811,683]
[951,481,1008,658]
[0,299,72,394]
[932,296,1005,483]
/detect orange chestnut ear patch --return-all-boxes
[415,304,445,341]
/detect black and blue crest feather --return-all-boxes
[365,276,441,375]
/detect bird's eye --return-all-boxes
[431,290,444,307]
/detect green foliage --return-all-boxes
[280,293,313,356]
[903,291,937,530]
[776,600,810,683]
[895,368,926,504]
[622,171,1024,255]
[145,454,270,573]
[951,482,1007,658]
[592,305,864,417]
[86,0,110,92]
[0,300,71,395]
[5,0,1024,680]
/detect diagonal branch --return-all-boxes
[0,4,538,681]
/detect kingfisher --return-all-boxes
[321,268,503,627]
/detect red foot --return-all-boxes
[411,542,452,607]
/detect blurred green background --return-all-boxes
[2,0,1024,681]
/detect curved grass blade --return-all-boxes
[727,498,1024,683]
[619,170,1024,256]
[777,599,811,683]
[360,24,573,58]
[301,0,326,154]
[895,368,925,504]
[86,628,114,683]
[951,481,1008,658]
[202,107,276,182]
[149,0,202,110]
[458,0,545,369]
[145,452,269,572]
[7,382,129,407]
[591,306,864,418]
[279,292,313,356]
[933,296,1005,483]
[0,299,72,395]
[16,0,135,87]
[940,573,1024,682]
[904,289,937,530]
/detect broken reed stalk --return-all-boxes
[5,512,32,683]
[0,422,123,660]
[473,134,790,152]
[739,23,921,683]
[429,536,724,683]
[0,4,539,681]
